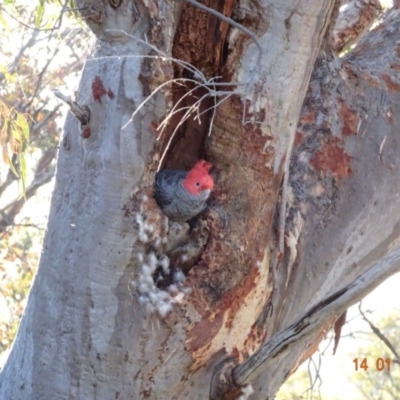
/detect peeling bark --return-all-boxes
[332,0,382,53]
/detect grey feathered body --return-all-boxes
[154,170,210,222]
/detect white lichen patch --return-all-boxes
[132,252,189,317]
[238,384,254,400]
[158,254,170,274]
[135,213,154,243]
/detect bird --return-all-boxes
[154,160,214,222]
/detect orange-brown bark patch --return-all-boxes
[82,127,91,138]
[173,0,235,72]
[359,71,380,88]
[299,111,317,125]
[223,266,260,330]
[231,347,240,361]
[294,132,304,146]
[338,100,359,136]
[177,83,277,369]
[107,88,115,99]
[243,316,269,356]
[310,139,352,180]
[332,310,347,355]
[186,311,224,352]
[382,73,400,94]
[92,76,107,103]
[390,63,400,73]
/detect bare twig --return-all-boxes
[0,168,55,232]
[305,356,323,400]
[0,155,19,197]
[184,0,262,54]
[23,50,59,110]
[0,30,40,82]
[358,303,400,364]
[184,0,263,126]
[0,5,59,32]
[31,105,62,133]
[48,0,70,41]
[12,223,45,231]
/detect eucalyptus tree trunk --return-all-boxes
[1,1,400,399]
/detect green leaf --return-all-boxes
[0,10,9,30]
[10,121,22,146]
[16,113,29,141]
[0,121,8,146]
[19,153,27,198]
[35,0,45,27]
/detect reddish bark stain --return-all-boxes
[173,0,236,71]
[187,264,261,353]
[381,73,400,94]
[108,88,115,99]
[390,63,400,72]
[92,76,107,103]
[310,139,352,180]
[359,71,380,88]
[150,120,159,135]
[187,311,224,352]
[82,127,91,138]
[243,319,266,355]
[231,347,240,361]
[140,389,152,399]
[332,310,347,355]
[294,132,304,146]
[223,266,260,330]
[240,126,272,165]
[299,111,316,125]
[338,100,359,136]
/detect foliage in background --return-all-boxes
[352,314,400,400]
[0,226,39,355]
[276,335,342,400]
[276,310,400,400]
[0,100,29,194]
[0,0,90,364]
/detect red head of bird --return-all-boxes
[183,160,214,196]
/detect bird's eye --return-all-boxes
[195,182,200,187]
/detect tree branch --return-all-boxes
[0,168,55,232]
[53,90,90,126]
[358,303,400,365]
[232,249,400,385]
[0,30,40,82]
[0,145,56,232]
[31,105,62,133]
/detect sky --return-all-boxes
[277,272,400,399]
[320,272,400,399]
